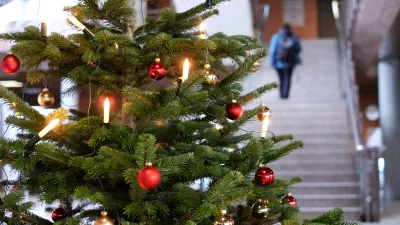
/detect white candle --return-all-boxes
[67,15,95,38]
[199,21,206,39]
[38,119,59,138]
[260,111,271,138]
[104,97,110,123]
[67,16,86,30]
[182,58,190,82]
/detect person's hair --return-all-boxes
[282,23,292,32]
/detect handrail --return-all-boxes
[334,1,383,222]
[335,21,363,148]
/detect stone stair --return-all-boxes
[242,38,360,220]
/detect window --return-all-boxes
[283,0,304,26]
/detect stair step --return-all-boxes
[271,158,354,165]
[290,182,359,194]
[270,161,355,171]
[296,194,359,207]
[277,170,357,182]
[281,155,354,163]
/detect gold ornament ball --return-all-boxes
[256,105,271,121]
[38,88,55,108]
[204,63,211,70]
[205,72,220,84]
[214,210,234,225]
[94,211,114,225]
[251,199,269,219]
[250,61,261,72]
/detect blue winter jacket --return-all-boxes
[269,29,302,69]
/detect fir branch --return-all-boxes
[35,143,71,165]
[134,134,157,167]
[0,85,44,122]
[175,0,229,20]
[260,140,304,164]
[0,26,41,42]
[237,82,278,105]
[270,134,295,143]
[303,208,359,225]
[218,49,266,87]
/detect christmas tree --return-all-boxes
[0,0,356,224]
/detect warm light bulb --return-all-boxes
[38,119,59,138]
[40,12,49,23]
[215,123,223,130]
[103,97,110,123]
[182,58,190,82]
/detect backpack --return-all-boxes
[276,36,296,62]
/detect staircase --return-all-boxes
[242,39,360,220]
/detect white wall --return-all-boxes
[173,0,254,36]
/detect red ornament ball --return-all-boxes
[226,100,243,120]
[137,162,161,190]
[51,206,67,222]
[1,52,20,74]
[148,58,167,80]
[255,164,274,186]
[283,193,297,206]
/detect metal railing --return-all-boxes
[334,1,384,222]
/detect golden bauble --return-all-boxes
[205,72,220,84]
[251,199,269,219]
[250,61,261,72]
[204,63,211,70]
[213,210,234,225]
[37,88,55,108]
[94,211,114,225]
[256,105,271,121]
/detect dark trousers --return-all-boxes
[277,67,294,99]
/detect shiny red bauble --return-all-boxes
[51,206,67,222]
[1,52,20,74]
[254,164,274,186]
[283,193,297,206]
[148,58,167,80]
[137,162,161,190]
[226,100,243,120]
